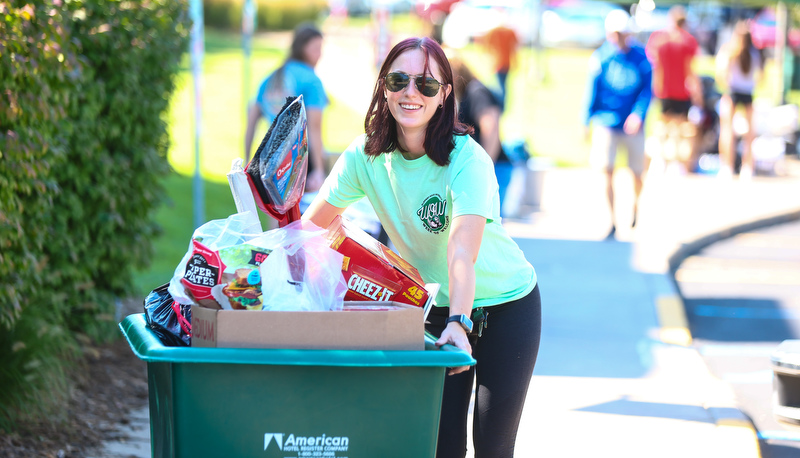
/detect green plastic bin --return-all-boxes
[120,314,475,458]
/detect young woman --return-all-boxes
[245,23,328,191]
[302,37,541,458]
[716,20,761,179]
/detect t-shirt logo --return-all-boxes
[417,194,449,234]
[604,60,640,96]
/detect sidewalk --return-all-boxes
[502,159,800,458]
[97,159,800,458]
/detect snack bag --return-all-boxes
[168,212,263,307]
[215,268,262,310]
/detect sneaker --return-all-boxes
[740,165,754,181]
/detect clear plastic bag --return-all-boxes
[168,211,263,306]
[259,220,347,312]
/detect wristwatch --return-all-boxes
[446,314,473,333]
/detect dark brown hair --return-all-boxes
[268,23,322,95]
[363,37,472,166]
[730,20,753,75]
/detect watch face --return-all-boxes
[461,315,473,332]
[449,314,472,332]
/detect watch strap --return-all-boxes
[446,314,473,333]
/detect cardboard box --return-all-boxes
[191,301,424,350]
[326,215,432,308]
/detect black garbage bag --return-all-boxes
[144,283,192,346]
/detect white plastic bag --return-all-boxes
[259,220,347,312]
[227,158,261,229]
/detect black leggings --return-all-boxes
[426,284,542,458]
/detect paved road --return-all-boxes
[675,218,800,458]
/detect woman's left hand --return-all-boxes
[436,322,472,376]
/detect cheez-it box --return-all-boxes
[326,215,432,308]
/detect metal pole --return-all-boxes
[374,2,391,71]
[190,0,205,229]
[242,0,256,160]
[531,0,545,83]
[776,1,788,105]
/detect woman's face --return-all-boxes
[383,49,449,136]
[303,36,323,67]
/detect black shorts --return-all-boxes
[731,92,753,107]
[660,98,692,116]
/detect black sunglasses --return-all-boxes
[384,72,442,97]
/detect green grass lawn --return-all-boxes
[132,18,793,296]
[133,29,367,295]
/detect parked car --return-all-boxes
[750,7,800,50]
[440,0,540,48]
[540,0,624,49]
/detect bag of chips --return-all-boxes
[168,211,264,307]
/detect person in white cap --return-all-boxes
[583,9,652,239]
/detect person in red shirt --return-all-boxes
[645,5,702,173]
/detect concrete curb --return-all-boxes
[666,208,800,275]
[659,208,800,458]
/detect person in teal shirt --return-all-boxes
[245,23,329,192]
[303,37,540,458]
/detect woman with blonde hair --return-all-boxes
[716,20,762,179]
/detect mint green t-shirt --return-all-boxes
[317,134,537,308]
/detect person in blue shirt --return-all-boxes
[584,9,652,239]
[245,23,329,192]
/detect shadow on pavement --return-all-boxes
[685,297,798,342]
[575,397,715,423]
[514,237,664,379]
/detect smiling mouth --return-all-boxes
[399,103,422,110]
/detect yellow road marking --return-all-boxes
[655,295,692,347]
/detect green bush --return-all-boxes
[203,0,327,31]
[0,2,78,428]
[0,0,188,431]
